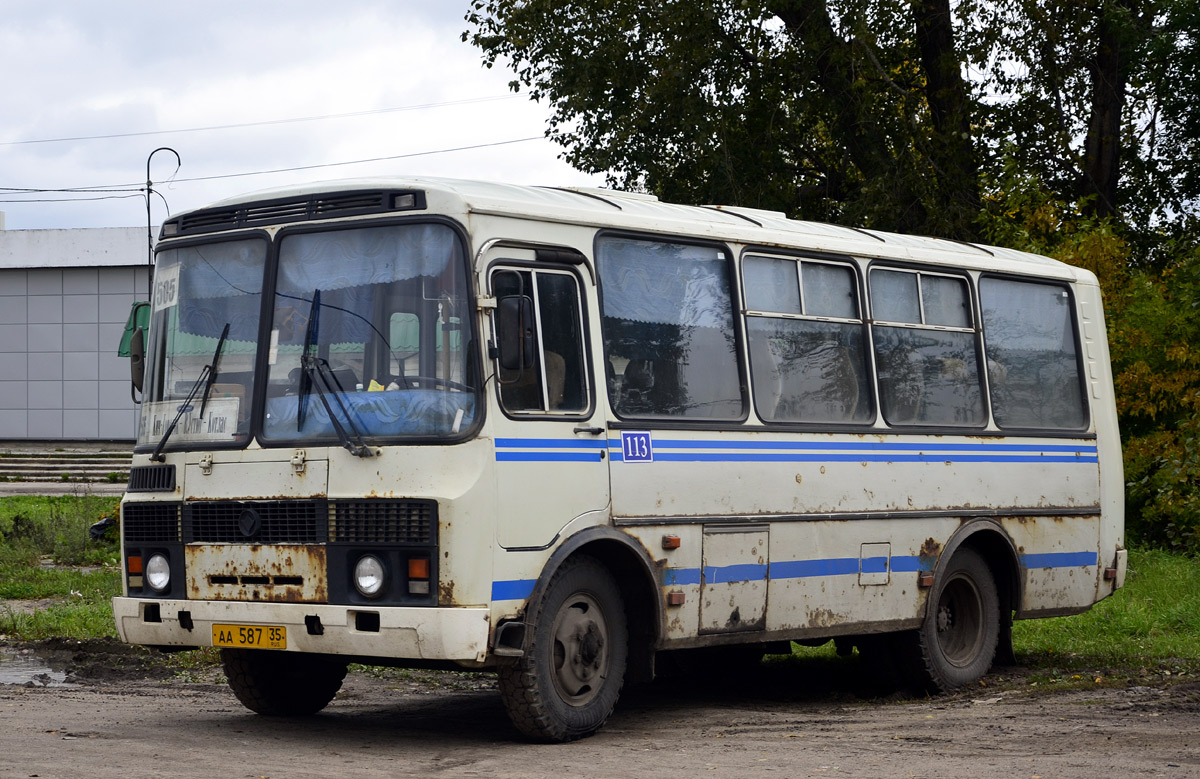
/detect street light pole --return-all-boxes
[144,147,180,299]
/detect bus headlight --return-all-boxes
[354,555,387,598]
[145,553,171,593]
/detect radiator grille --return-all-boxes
[122,502,181,543]
[127,464,176,493]
[329,500,436,544]
[187,500,322,544]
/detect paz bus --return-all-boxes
[115,176,1124,741]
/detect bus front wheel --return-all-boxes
[220,649,347,716]
[498,556,628,742]
[909,548,1000,693]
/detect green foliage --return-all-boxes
[0,495,122,567]
[0,565,121,640]
[466,0,1199,244]
[466,0,985,239]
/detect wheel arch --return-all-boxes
[935,518,1024,664]
[515,526,662,684]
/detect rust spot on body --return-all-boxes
[806,607,843,628]
[184,544,327,603]
[919,537,942,570]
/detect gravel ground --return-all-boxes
[2,638,1198,778]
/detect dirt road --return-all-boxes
[2,641,1198,779]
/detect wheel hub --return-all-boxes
[937,604,954,633]
[550,594,610,705]
[576,622,604,675]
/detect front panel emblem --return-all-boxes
[238,507,262,539]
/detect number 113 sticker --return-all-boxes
[620,431,654,462]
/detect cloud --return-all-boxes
[0,1,602,230]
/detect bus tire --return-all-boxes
[220,649,347,716]
[498,556,628,742]
[910,548,1000,693]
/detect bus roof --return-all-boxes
[172,176,1086,282]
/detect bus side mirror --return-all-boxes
[130,327,146,393]
[497,295,536,372]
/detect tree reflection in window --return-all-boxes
[598,237,742,419]
[870,268,984,427]
[743,256,872,424]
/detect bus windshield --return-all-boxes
[138,237,266,448]
[137,222,477,451]
[260,222,477,445]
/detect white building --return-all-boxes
[0,216,150,440]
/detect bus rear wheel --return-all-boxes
[498,556,628,742]
[907,548,999,693]
[220,649,348,716]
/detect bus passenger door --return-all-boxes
[489,260,609,549]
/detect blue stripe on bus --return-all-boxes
[492,437,1096,463]
[604,438,1097,464]
[664,568,703,586]
[861,556,889,574]
[704,563,768,583]
[496,451,605,462]
[491,579,537,601]
[657,550,1097,589]
[496,438,607,449]
[1020,551,1099,569]
[609,439,1097,453]
[890,556,933,572]
[494,437,608,463]
[771,558,861,578]
[613,452,1097,464]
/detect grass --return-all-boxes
[1012,548,1200,675]
[0,494,123,640]
[0,494,122,567]
[0,563,121,640]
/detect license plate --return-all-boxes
[212,623,287,650]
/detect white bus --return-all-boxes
[115,177,1125,741]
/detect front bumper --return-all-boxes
[113,597,491,664]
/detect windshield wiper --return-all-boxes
[300,354,376,458]
[151,322,230,463]
[294,289,374,458]
[198,323,230,420]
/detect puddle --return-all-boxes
[0,649,76,687]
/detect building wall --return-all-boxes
[0,227,149,440]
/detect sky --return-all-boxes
[0,1,606,231]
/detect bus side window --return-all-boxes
[492,268,589,414]
[980,278,1087,429]
[743,256,872,424]
[870,268,985,427]
[597,236,743,420]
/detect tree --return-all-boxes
[465,0,1199,246]
[467,0,985,239]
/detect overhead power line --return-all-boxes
[0,136,546,200]
[0,95,519,148]
[162,136,545,185]
[0,193,144,204]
